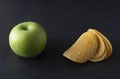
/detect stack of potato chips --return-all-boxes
[63,29,112,63]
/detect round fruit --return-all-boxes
[9,22,47,58]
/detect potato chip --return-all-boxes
[63,28,112,63]
[87,29,106,62]
[63,32,98,63]
[94,29,112,60]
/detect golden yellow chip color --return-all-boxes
[63,28,112,63]
[63,32,98,63]
[87,29,106,62]
[90,50,107,62]
[94,29,112,60]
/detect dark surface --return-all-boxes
[0,0,120,79]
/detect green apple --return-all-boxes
[9,22,47,58]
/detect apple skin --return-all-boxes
[9,22,47,58]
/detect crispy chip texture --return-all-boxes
[63,28,112,63]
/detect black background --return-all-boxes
[0,0,120,79]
